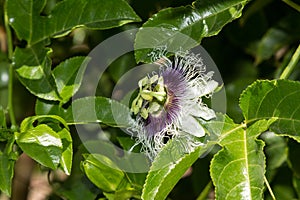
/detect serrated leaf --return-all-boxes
[81,154,125,192]
[240,80,300,142]
[15,124,62,169]
[52,56,89,103]
[0,153,15,196]
[67,96,134,127]
[135,0,249,63]
[210,119,275,200]
[141,135,214,200]
[7,0,141,46]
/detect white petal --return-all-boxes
[202,80,218,96]
[180,115,205,137]
[186,80,218,99]
[186,103,216,120]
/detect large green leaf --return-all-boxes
[135,0,249,63]
[210,118,275,200]
[15,124,62,169]
[240,80,300,142]
[7,0,141,46]
[141,135,215,200]
[0,153,15,196]
[16,115,71,170]
[81,154,126,192]
[67,96,134,127]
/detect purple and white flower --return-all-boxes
[130,48,218,160]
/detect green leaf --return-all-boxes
[261,131,287,180]
[52,56,89,103]
[135,0,249,63]
[240,80,300,142]
[0,153,15,196]
[14,43,89,102]
[66,96,134,127]
[35,98,67,117]
[81,154,125,192]
[16,115,70,170]
[7,0,141,46]
[59,128,73,175]
[15,124,62,169]
[14,45,61,101]
[210,117,275,200]
[141,135,213,200]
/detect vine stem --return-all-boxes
[279,44,300,80]
[264,175,276,200]
[4,1,17,129]
[282,0,300,12]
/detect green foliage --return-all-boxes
[135,0,249,63]
[0,0,300,199]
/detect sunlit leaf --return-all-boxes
[59,128,73,175]
[15,124,62,169]
[7,0,141,45]
[141,134,214,200]
[135,0,249,63]
[240,80,300,142]
[81,154,125,192]
[211,119,275,200]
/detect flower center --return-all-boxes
[131,74,167,120]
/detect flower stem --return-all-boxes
[282,0,300,12]
[196,181,213,200]
[4,1,17,129]
[279,44,300,80]
[264,175,276,200]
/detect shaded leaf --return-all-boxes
[7,0,141,45]
[261,131,287,180]
[248,12,300,64]
[81,154,125,192]
[35,98,67,117]
[240,80,300,142]
[293,176,300,199]
[211,118,275,200]
[135,0,249,63]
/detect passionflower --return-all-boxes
[129,48,218,160]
